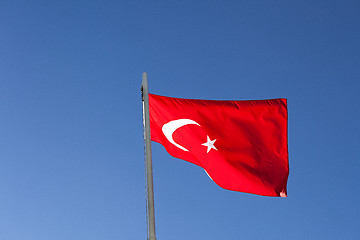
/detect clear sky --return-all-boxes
[0,0,359,239]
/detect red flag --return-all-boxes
[149,93,289,197]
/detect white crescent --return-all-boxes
[162,119,200,152]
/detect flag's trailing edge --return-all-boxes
[149,93,289,197]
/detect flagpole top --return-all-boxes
[142,72,148,89]
[141,72,149,101]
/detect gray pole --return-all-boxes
[141,72,157,240]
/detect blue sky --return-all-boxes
[0,0,359,239]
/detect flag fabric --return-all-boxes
[149,93,289,197]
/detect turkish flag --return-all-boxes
[149,93,289,197]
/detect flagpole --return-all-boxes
[141,72,157,240]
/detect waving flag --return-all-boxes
[149,93,289,197]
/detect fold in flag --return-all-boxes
[149,93,289,197]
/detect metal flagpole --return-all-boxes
[141,72,157,240]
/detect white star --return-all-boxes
[201,136,217,153]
